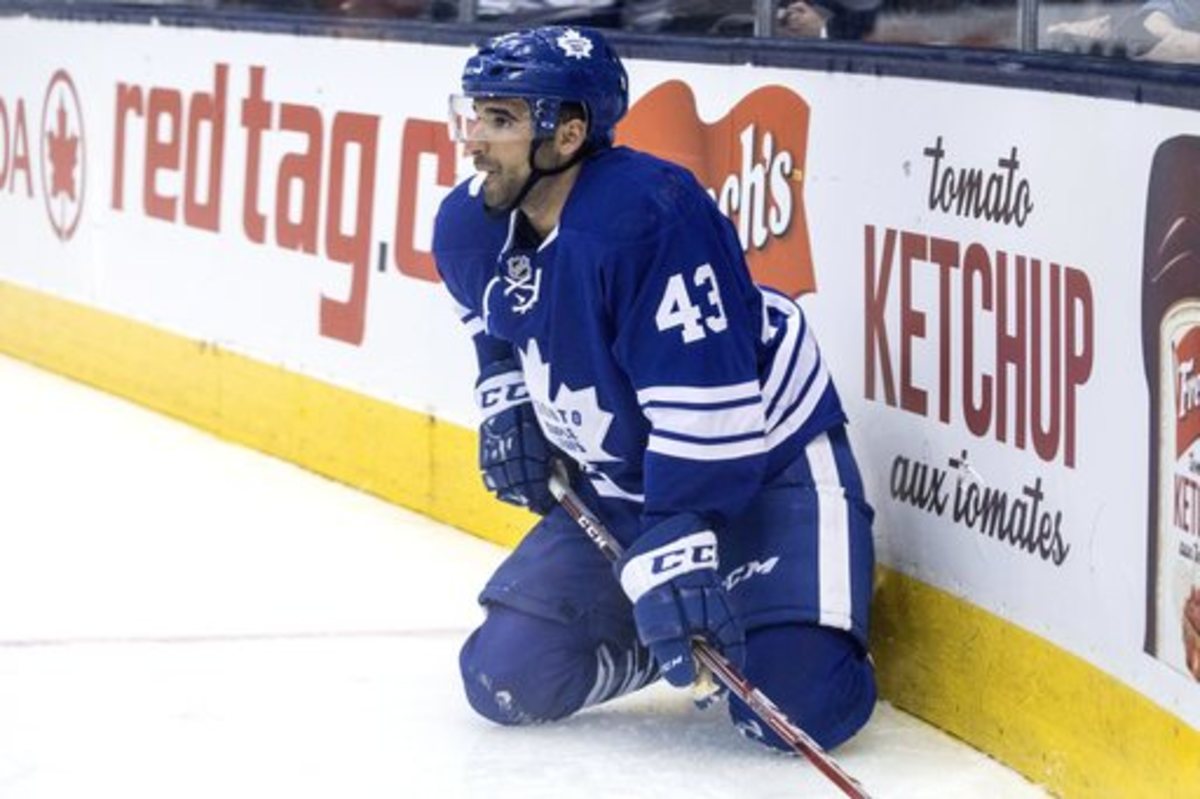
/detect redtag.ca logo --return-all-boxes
[618,81,814,296]
[40,69,86,241]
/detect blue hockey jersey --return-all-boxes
[434,147,846,539]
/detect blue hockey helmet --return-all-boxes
[458,26,629,145]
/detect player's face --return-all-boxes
[458,98,535,210]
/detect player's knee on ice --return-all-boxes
[459,604,608,725]
[729,623,876,752]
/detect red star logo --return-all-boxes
[46,99,78,201]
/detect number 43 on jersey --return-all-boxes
[655,263,729,344]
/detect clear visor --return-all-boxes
[448,94,534,143]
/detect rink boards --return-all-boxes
[1,12,1198,799]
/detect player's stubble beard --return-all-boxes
[476,155,526,212]
[476,139,561,214]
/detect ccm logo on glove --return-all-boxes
[621,532,719,601]
[475,371,530,413]
[653,542,717,574]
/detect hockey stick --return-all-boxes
[549,472,873,799]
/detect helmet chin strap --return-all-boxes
[484,138,595,217]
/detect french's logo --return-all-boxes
[1175,326,1200,458]
[619,81,814,296]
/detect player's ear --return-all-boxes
[555,117,588,160]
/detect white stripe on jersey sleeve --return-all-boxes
[463,316,486,337]
[450,299,486,337]
[765,329,820,429]
[638,381,766,462]
[642,401,765,440]
[765,361,831,450]
[647,433,765,461]
[636,381,760,406]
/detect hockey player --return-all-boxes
[434,25,876,751]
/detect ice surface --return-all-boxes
[0,353,1051,799]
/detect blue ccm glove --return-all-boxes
[616,513,745,687]
[474,358,556,515]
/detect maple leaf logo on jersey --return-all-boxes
[557,29,593,60]
[520,340,618,465]
[47,101,78,201]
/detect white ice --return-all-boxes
[0,353,1051,799]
